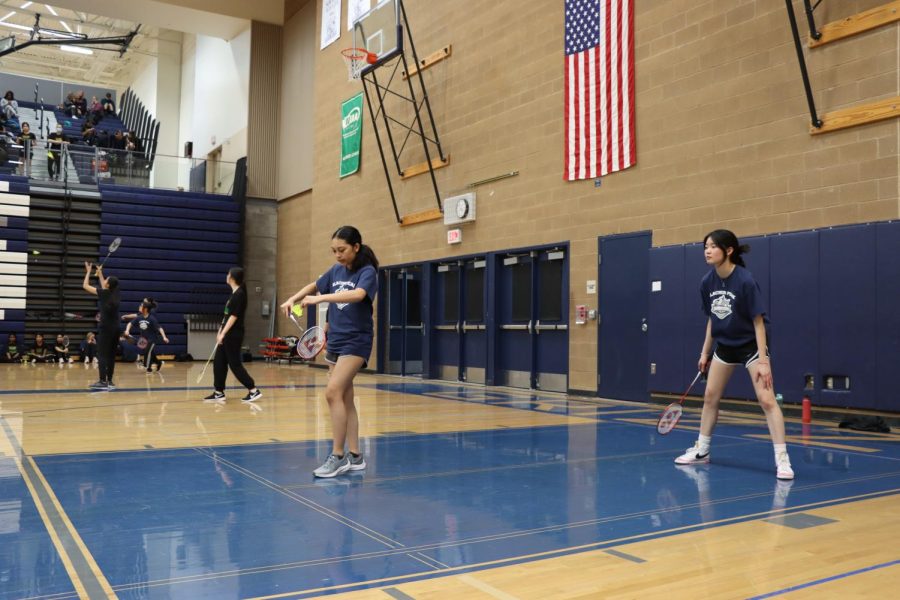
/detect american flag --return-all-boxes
[565,0,635,180]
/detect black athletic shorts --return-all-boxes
[324,350,368,369]
[713,339,768,368]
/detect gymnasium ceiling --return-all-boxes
[0,0,288,88]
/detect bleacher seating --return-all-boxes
[99,186,242,355]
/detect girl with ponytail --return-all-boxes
[281,225,379,478]
[674,229,794,480]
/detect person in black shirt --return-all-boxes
[3,333,21,363]
[16,121,36,173]
[26,333,53,363]
[101,93,116,115]
[203,267,261,403]
[47,125,67,180]
[83,261,121,390]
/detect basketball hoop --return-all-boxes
[341,47,377,80]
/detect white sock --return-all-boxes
[773,443,787,457]
[697,434,711,454]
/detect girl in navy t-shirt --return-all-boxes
[281,226,379,479]
[675,230,793,480]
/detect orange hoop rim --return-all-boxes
[341,47,377,64]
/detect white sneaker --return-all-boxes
[84,357,89,364]
[776,451,794,480]
[58,358,63,364]
[674,442,710,465]
[92,358,98,365]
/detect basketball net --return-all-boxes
[341,47,377,80]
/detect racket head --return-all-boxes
[296,326,326,360]
[108,237,122,253]
[657,403,683,435]
[137,337,149,350]
[62,336,69,347]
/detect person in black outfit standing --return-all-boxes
[203,267,261,404]
[82,261,120,391]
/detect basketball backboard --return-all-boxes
[0,35,15,53]
[352,0,402,71]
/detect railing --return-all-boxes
[6,137,236,195]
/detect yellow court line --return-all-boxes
[0,418,116,599]
[26,456,117,597]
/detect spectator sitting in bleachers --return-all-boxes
[89,95,103,121]
[82,122,98,145]
[1,91,18,122]
[80,332,98,364]
[75,90,88,118]
[101,93,115,115]
[2,333,21,363]
[0,124,13,167]
[62,91,84,118]
[127,131,142,154]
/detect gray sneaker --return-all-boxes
[313,453,351,478]
[347,453,366,471]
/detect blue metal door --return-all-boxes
[598,232,650,400]
[431,261,462,381]
[461,258,488,383]
[496,247,569,392]
[383,265,423,376]
[430,257,488,383]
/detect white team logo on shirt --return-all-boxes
[139,321,149,331]
[710,291,735,320]
[332,280,356,310]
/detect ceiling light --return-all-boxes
[0,21,32,32]
[60,20,71,33]
[59,44,92,55]
[21,2,32,9]
[44,4,57,17]
[0,12,15,21]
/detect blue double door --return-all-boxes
[430,257,488,384]
[384,244,569,392]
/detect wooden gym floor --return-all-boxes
[0,360,897,599]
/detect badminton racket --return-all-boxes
[97,237,121,272]
[657,371,704,435]
[288,307,326,360]
[195,343,218,384]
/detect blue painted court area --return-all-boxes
[5,383,900,598]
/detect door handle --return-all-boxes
[527,319,533,334]
[535,319,540,335]
[641,317,648,333]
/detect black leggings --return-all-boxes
[213,333,255,392]
[143,343,162,371]
[97,328,118,383]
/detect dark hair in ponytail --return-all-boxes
[703,229,749,267]
[332,225,379,271]
[228,267,245,286]
[105,275,121,307]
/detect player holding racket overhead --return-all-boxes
[674,230,793,480]
[82,261,120,391]
[281,226,378,478]
[202,267,262,404]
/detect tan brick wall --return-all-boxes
[276,0,899,390]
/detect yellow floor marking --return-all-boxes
[0,417,115,599]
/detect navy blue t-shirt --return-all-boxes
[700,265,768,346]
[315,263,378,358]
[130,314,162,345]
